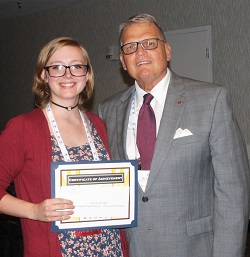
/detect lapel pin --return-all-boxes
[176,100,182,104]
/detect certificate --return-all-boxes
[51,160,138,232]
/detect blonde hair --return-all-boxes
[32,37,94,111]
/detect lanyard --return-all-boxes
[130,92,141,162]
[131,92,137,140]
[46,103,99,162]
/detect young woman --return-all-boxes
[0,37,129,257]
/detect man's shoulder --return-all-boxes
[171,72,227,96]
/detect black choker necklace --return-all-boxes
[51,101,78,111]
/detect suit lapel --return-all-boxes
[145,72,187,192]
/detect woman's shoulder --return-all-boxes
[86,111,107,136]
[3,108,46,134]
[21,108,44,120]
[86,112,105,126]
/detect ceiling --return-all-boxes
[0,0,82,21]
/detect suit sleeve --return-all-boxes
[210,87,250,257]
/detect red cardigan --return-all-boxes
[0,108,129,257]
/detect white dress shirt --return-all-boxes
[126,69,170,190]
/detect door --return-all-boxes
[164,26,213,83]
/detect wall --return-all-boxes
[0,0,250,144]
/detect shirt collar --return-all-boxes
[135,68,170,106]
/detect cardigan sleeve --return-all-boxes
[0,115,27,199]
[0,108,51,201]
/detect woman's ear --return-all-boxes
[41,69,48,82]
[85,72,89,82]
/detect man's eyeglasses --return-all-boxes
[44,64,88,77]
[121,38,165,55]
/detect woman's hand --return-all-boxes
[31,198,75,222]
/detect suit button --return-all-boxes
[142,196,148,202]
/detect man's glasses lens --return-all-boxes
[44,64,88,77]
[121,38,164,55]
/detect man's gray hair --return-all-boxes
[119,13,166,45]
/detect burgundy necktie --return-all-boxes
[136,93,156,170]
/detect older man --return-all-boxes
[99,13,250,257]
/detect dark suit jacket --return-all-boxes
[99,71,250,257]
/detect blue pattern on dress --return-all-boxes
[51,121,123,257]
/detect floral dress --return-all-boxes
[51,121,123,257]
